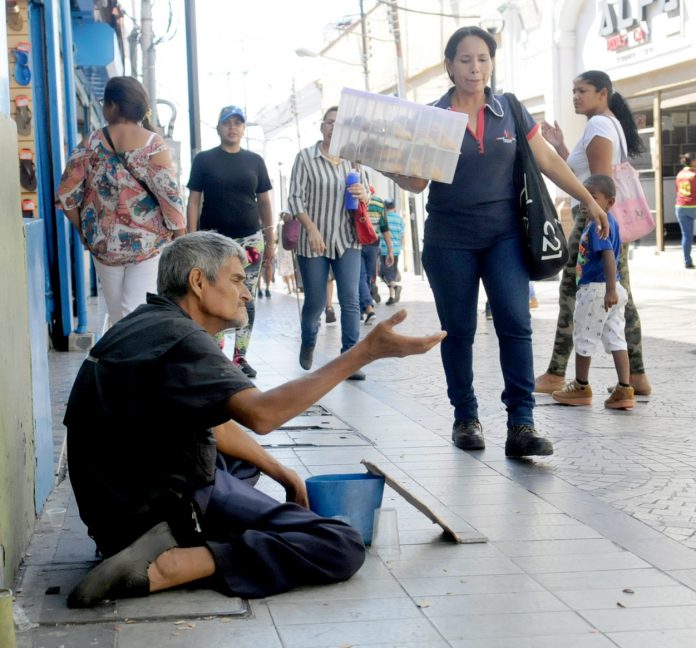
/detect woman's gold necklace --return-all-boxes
[320,145,340,166]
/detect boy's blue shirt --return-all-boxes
[576,212,621,285]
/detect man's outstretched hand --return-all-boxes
[362,309,446,362]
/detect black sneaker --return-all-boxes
[505,424,553,457]
[236,357,257,378]
[452,419,485,450]
[364,311,376,325]
[299,345,314,370]
[265,288,271,298]
[325,307,337,324]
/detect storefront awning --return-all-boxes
[71,20,119,68]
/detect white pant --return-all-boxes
[92,254,160,324]
[573,282,628,357]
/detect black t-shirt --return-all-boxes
[64,294,254,555]
[187,147,272,239]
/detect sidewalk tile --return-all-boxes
[581,604,696,632]
[115,618,283,648]
[267,596,422,625]
[276,617,444,647]
[418,590,569,616]
[429,610,594,641]
[607,629,696,648]
[450,635,615,648]
[555,585,696,610]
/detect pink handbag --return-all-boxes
[612,161,655,243]
[609,121,655,243]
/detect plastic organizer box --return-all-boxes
[329,87,469,184]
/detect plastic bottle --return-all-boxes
[345,170,360,210]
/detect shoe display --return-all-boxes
[67,521,178,608]
[394,285,402,303]
[552,380,592,406]
[505,424,554,457]
[370,284,381,303]
[236,357,257,378]
[347,370,366,380]
[325,306,337,324]
[605,384,635,410]
[299,345,314,370]
[534,372,566,394]
[451,418,485,450]
[364,311,376,325]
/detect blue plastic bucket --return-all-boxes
[306,473,385,544]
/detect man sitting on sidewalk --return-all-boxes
[66,231,445,607]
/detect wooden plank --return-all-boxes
[361,459,487,544]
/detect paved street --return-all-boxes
[13,243,696,647]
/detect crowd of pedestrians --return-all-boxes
[56,16,666,606]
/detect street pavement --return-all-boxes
[11,243,696,647]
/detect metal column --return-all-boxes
[185,0,201,157]
[60,0,88,333]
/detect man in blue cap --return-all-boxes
[187,105,275,379]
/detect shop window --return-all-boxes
[662,102,696,178]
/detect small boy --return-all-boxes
[552,174,635,410]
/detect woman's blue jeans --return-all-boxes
[359,243,380,311]
[297,249,361,353]
[422,235,535,427]
[676,206,696,266]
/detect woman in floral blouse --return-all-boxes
[58,76,186,324]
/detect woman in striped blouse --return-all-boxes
[288,106,370,380]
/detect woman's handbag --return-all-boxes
[281,218,300,251]
[608,120,655,243]
[505,93,569,280]
[352,201,378,245]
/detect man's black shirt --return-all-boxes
[64,294,253,554]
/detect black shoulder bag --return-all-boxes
[102,126,160,210]
[504,93,569,280]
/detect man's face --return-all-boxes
[200,256,251,331]
[217,116,245,147]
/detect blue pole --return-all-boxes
[59,0,88,333]
[28,2,56,327]
[44,0,73,339]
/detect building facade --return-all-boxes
[260,0,694,269]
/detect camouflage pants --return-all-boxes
[547,205,645,376]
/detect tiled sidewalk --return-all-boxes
[14,245,696,647]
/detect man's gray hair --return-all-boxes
[157,231,247,300]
